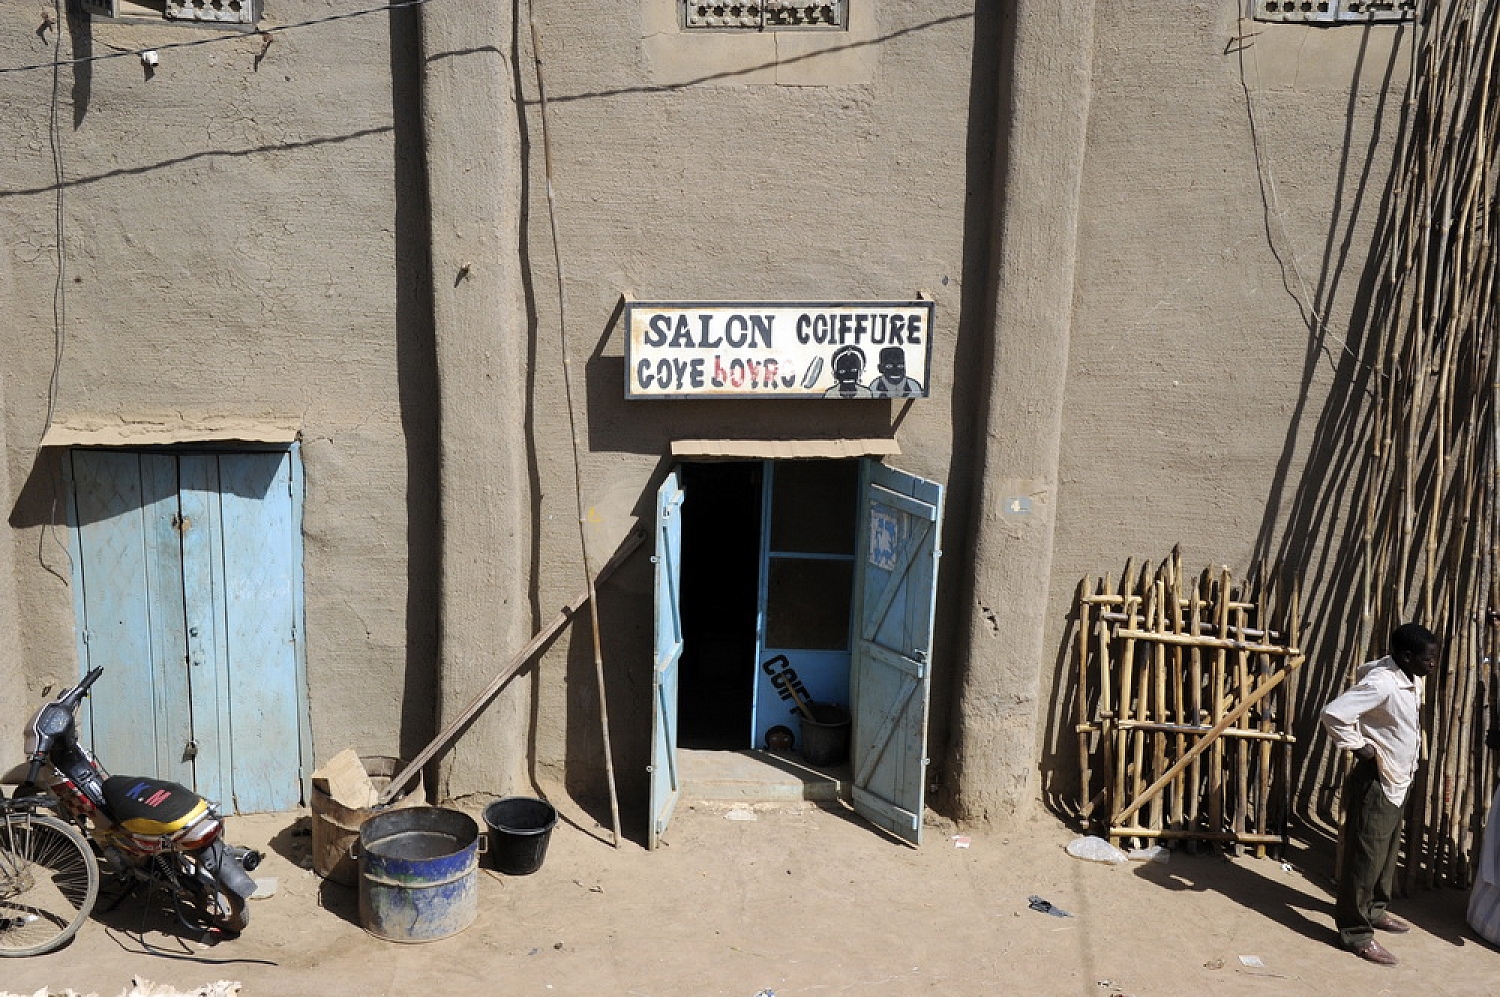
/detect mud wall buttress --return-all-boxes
[949,0,1097,824]
[419,0,534,799]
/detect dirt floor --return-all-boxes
[3,797,1498,997]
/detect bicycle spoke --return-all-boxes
[0,812,100,956]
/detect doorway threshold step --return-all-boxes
[679,749,850,802]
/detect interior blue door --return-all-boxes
[69,447,308,813]
[649,469,685,849]
[849,461,943,845]
[751,460,856,751]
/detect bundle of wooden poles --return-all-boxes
[1074,551,1304,856]
[1312,0,1500,890]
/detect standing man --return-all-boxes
[1321,622,1440,966]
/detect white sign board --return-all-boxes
[624,300,935,400]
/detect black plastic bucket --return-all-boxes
[799,703,851,767]
[482,797,559,875]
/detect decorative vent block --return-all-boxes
[166,0,255,24]
[683,2,847,30]
[1252,0,1418,21]
[1253,1,1338,20]
[1341,0,1419,19]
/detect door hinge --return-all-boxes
[81,629,92,645]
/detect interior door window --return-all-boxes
[765,558,854,649]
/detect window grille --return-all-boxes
[682,2,847,31]
[1251,0,1418,22]
[77,0,257,26]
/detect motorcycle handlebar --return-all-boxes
[60,667,104,708]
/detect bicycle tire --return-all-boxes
[0,810,100,956]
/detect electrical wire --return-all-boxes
[40,0,73,582]
[0,0,438,76]
[46,0,65,436]
[1236,15,1391,382]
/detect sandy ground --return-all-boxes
[3,799,1498,997]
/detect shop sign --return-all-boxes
[624,300,934,399]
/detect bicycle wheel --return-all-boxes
[0,810,100,956]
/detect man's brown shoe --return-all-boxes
[1373,914,1411,933]
[1354,939,1399,966]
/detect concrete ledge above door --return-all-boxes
[671,438,900,459]
[39,415,302,448]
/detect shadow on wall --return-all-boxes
[8,449,71,588]
[389,2,442,764]
[1035,25,1412,837]
[1242,24,1411,834]
[557,503,659,847]
[927,0,1008,816]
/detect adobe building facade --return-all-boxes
[0,2,1411,835]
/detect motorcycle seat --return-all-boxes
[103,775,209,835]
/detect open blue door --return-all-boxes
[649,470,685,849]
[850,461,943,845]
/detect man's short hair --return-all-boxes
[1391,622,1439,657]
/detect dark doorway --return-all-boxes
[677,461,762,748]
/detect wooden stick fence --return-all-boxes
[1075,552,1304,855]
[1312,0,1500,890]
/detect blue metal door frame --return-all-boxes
[750,461,855,751]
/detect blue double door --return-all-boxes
[651,459,943,846]
[67,447,308,813]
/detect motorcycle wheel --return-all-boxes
[0,810,101,957]
[194,883,249,936]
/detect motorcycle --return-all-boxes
[0,666,262,956]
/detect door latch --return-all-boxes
[183,739,199,760]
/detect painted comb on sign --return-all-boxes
[624,300,935,399]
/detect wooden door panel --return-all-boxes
[649,470,685,849]
[849,462,942,845]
